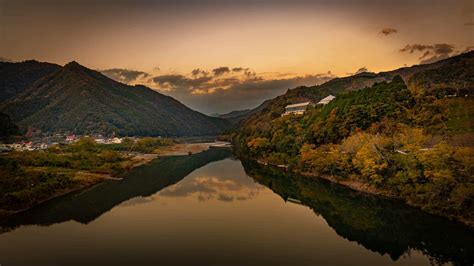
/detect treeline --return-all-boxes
[232,76,474,224]
[0,137,171,214]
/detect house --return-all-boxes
[317,95,335,105]
[283,102,311,116]
[65,134,76,142]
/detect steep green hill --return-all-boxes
[0,60,61,103]
[0,112,19,139]
[231,52,474,226]
[0,61,231,136]
[238,51,474,132]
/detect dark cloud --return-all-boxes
[191,68,209,76]
[379,27,398,36]
[400,43,455,64]
[212,66,230,76]
[232,67,247,72]
[100,68,150,84]
[151,74,212,90]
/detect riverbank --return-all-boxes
[254,158,474,228]
[0,141,219,220]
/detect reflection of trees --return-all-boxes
[242,160,474,266]
[0,148,232,232]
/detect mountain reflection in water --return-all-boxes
[0,147,232,230]
[0,148,472,266]
[241,160,474,265]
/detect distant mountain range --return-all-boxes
[211,109,254,124]
[0,61,231,137]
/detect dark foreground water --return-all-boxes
[0,147,473,266]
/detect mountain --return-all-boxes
[0,112,19,139]
[231,52,474,226]
[0,60,61,103]
[0,61,231,136]
[212,109,253,124]
[238,51,474,130]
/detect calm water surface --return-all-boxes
[0,147,472,266]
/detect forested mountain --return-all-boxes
[232,52,474,226]
[0,61,231,136]
[0,112,19,139]
[238,51,474,131]
[0,60,61,103]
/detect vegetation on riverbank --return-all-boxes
[232,77,474,226]
[0,137,172,216]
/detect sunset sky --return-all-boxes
[1,0,473,114]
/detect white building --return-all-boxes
[317,95,336,105]
[283,102,311,116]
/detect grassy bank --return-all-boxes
[0,137,172,217]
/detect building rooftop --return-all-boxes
[317,95,335,104]
[285,102,311,109]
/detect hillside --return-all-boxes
[0,112,19,140]
[238,51,474,131]
[232,52,474,226]
[0,61,231,137]
[0,60,61,103]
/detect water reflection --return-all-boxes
[159,159,262,202]
[0,149,472,266]
[241,160,474,265]
[0,147,232,232]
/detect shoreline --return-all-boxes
[0,142,219,221]
[253,158,474,229]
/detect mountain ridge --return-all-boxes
[0,61,231,137]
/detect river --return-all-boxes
[0,147,472,266]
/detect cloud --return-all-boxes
[399,43,455,64]
[165,72,334,114]
[159,175,262,202]
[191,68,209,76]
[379,27,398,36]
[232,67,247,72]
[151,74,212,91]
[212,66,230,76]
[103,64,335,114]
[100,68,150,84]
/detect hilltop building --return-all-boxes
[283,102,311,116]
[317,95,335,105]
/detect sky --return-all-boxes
[1,0,473,114]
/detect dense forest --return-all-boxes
[232,52,474,226]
